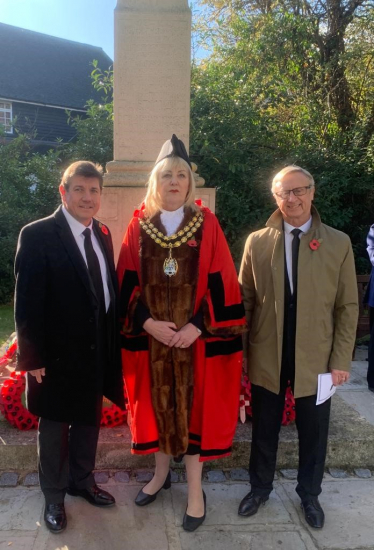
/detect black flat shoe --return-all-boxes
[67,484,115,507]
[301,497,325,529]
[44,503,67,533]
[238,491,269,517]
[183,490,206,532]
[135,471,171,506]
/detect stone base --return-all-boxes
[1,394,373,471]
[97,186,216,262]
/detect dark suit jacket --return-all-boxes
[14,206,125,425]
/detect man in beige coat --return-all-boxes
[238,166,358,529]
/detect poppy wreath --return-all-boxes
[0,340,127,430]
[0,371,39,430]
[240,375,296,426]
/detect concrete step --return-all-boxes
[1,354,374,471]
[1,392,374,472]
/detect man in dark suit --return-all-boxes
[15,161,125,533]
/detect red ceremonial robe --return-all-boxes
[117,204,246,462]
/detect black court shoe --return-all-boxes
[183,490,206,532]
[135,471,171,506]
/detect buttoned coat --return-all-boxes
[15,206,125,424]
[239,206,358,398]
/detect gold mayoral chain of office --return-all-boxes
[139,212,204,277]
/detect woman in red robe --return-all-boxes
[117,135,246,531]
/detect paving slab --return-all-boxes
[0,534,37,550]
[171,484,292,527]
[0,488,43,530]
[180,529,314,550]
[37,485,169,550]
[283,479,374,549]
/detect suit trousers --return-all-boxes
[249,384,331,501]
[38,417,100,505]
[367,306,374,388]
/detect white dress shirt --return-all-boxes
[62,206,111,311]
[160,205,185,237]
[284,217,312,294]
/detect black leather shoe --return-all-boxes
[44,503,67,533]
[135,471,171,506]
[301,497,325,529]
[183,490,206,532]
[369,387,374,393]
[67,485,115,507]
[238,491,269,517]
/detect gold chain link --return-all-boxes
[139,213,203,249]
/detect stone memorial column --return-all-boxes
[98,0,215,261]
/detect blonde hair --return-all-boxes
[143,156,198,219]
[271,165,315,191]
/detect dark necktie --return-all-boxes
[83,228,105,311]
[291,228,302,295]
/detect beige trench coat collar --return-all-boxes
[265,204,322,233]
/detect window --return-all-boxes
[0,101,12,133]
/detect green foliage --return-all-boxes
[0,304,14,346]
[0,136,60,303]
[191,4,374,271]
[65,61,114,166]
[0,61,114,304]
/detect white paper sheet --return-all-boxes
[316,373,336,405]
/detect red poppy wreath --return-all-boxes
[0,340,127,430]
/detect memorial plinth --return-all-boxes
[98,0,216,259]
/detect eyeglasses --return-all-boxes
[273,185,314,200]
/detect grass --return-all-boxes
[0,304,15,347]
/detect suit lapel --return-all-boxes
[54,207,98,305]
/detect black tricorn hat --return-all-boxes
[155,134,192,168]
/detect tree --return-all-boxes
[191,1,374,270]
[199,0,374,133]
[65,61,114,166]
[0,135,61,303]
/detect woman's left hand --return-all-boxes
[168,323,200,348]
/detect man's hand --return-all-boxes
[29,368,46,383]
[168,323,200,348]
[331,369,350,386]
[143,318,177,346]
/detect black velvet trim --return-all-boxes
[185,443,201,456]
[134,300,152,334]
[120,334,149,351]
[119,270,139,318]
[189,308,204,331]
[189,432,201,442]
[131,440,159,451]
[200,446,232,457]
[208,272,245,321]
[205,335,243,358]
